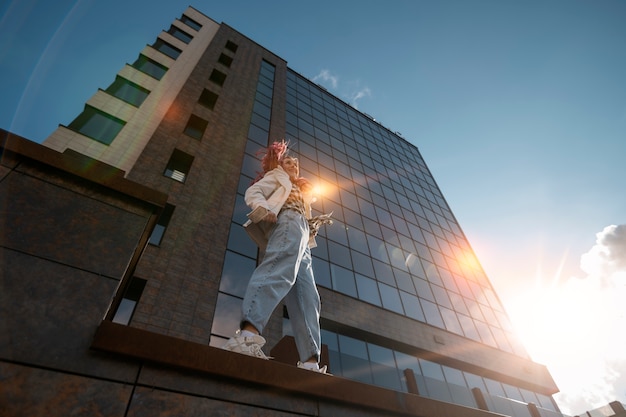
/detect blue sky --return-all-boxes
[2,0,625,413]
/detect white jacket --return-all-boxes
[244,166,316,247]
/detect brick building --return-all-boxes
[1,5,581,416]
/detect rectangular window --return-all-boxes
[112,277,147,325]
[167,25,193,44]
[209,69,227,86]
[149,203,175,246]
[338,335,372,385]
[105,76,150,106]
[183,114,209,139]
[198,89,218,110]
[225,40,238,53]
[368,345,402,391]
[132,55,168,79]
[217,53,233,68]
[153,39,182,59]
[68,106,125,145]
[180,14,202,31]
[164,149,194,182]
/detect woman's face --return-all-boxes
[281,157,299,179]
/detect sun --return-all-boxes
[509,282,597,363]
[506,275,622,409]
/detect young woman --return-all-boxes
[223,141,330,373]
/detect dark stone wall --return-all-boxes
[0,131,165,416]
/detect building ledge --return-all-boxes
[1,129,167,207]
[91,321,504,417]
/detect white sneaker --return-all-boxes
[222,330,271,360]
[297,361,330,374]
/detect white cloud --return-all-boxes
[311,70,372,109]
[347,86,371,109]
[550,224,626,414]
[580,224,626,283]
[312,69,338,89]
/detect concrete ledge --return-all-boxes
[1,129,167,207]
[91,321,505,417]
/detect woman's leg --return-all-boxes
[241,210,308,334]
[284,246,322,363]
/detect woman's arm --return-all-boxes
[244,170,283,223]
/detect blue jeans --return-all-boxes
[241,209,321,362]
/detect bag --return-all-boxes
[242,199,276,250]
[243,219,274,251]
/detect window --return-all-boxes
[153,39,182,59]
[68,106,125,145]
[219,250,257,298]
[132,55,168,79]
[209,69,227,86]
[369,345,402,391]
[217,53,233,68]
[198,89,218,110]
[167,25,193,44]
[180,14,202,31]
[183,114,209,139]
[112,277,147,325]
[149,203,175,246]
[105,76,150,106]
[338,335,372,385]
[355,274,381,306]
[225,40,238,53]
[164,149,194,182]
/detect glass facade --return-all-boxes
[317,328,559,415]
[282,69,526,356]
[210,62,559,414]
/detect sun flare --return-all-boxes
[506,272,625,410]
[510,282,603,364]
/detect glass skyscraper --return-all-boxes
[38,5,563,416]
[210,62,560,414]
